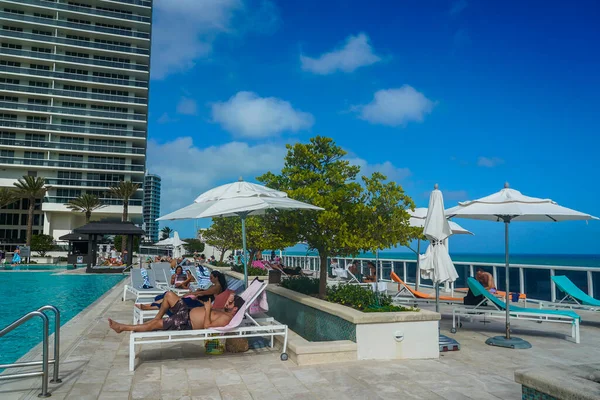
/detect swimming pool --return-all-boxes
[0,271,124,367]
[1,264,67,271]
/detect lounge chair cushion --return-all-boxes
[213,289,235,309]
[552,275,600,307]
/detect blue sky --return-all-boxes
[146,0,600,254]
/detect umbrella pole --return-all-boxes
[415,239,421,291]
[504,220,510,339]
[240,213,249,289]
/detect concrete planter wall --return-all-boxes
[267,285,440,361]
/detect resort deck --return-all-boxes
[2,280,600,400]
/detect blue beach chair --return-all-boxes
[451,277,581,343]
[537,275,600,312]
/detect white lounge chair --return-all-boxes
[150,262,190,295]
[452,278,581,343]
[128,278,288,371]
[123,269,165,301]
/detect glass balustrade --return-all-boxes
[45,196,143,206]
[17,0,151,23]
[45,178,144,188]
[0,100,147,121]
[0,156,145,171]
[0,119,146,138]
[0,138,146,155]
[0,83,147,104]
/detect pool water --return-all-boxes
[1,264,67,271]
[0,271,124,367]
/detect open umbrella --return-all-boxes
[419,185,459,313]
[446,182,598,349]
[157,178,323,287]
[408,208,472,290]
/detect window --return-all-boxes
[32,29,52,36]
[26,116,47,123]
[65,51,89,58]
[89,122,126,129]
[95,22,131,31]
[2,25,23,32]
[31,47,52,53]
[59,136,84,144]
[0,150,15,157]
[90,105,128,113]
[61,102,86,109]
[96,6,132,15]
[57,189,82,197]
[0,78,20,84]
[58,171,82,179]
[3,9,24,15]
[89,139,126,147]
[66,34,90,42]
[1,43,22,49]
[24,151,44,159]
[68,1,91,8]
[93,55,130,64]
[0,113,17,120]
[28,98,49,105]
[61,119,85,126]
[25,133,46,141]
[0,132,16,139]
[33,13,54,19]
[27,171,37,177]
[0,60,20,67]
[94,38,131,47]
[87,173,124,182]
[62,85,87,92]
[64,68,88,75]
[88,156,125,164]
[58,154,83,162]
[29,81,49,88]
[30,64,50,70]
[91,88,128,96]
[92,71,129,80]
[66,18,90,25]
[0,95,18,102]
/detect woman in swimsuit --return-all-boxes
[172,266,191,289]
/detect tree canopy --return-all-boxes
[257,136,417,296]
[31,234,55,257]
[183,238,205,254]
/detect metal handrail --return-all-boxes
[0,306,61,398]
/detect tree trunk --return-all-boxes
[219,250,227,263]
[121,201,128,255]
[85,210,91,223]
[26,198,34,246]
[318,252,329,298]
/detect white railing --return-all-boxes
[281,255,599,302]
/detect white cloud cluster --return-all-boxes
[356,86,435,127]
[477,157,504,168]
[350,159,412,183]
[300,33,381,75]
[211,91,314,138]
[151,0,279,79]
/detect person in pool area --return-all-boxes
[363,261,377,283]
[476,268,497,293]
[11,246,21,265]
[109,294,245,333]
[136,270,227,311]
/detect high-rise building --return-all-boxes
[0,0,152,244]
[142,172,160,243]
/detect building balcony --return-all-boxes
[0,11,150,40]
[0,119,146,138]
[0,137,146,156]
[0,48,149,73]
[45,196,143,206]
[104,0,152,9]
[45,178,144,188]
[0,156,145,172]
[0,64,148,89]
[0,101,147,122]
[0,83,148,105]
[0,29,150,56]
[7,0,152,24]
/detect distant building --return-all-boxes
[143,173,161,243]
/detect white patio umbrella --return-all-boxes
[408,207,473,290]
[446,182,598,349]
[157,178,323,287]
[419,185,459,313]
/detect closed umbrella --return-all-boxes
[446,182,598,349]
[419,185,458,313]
[158,178,323,287]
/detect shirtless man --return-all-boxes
[476,268,497,293]
[108,294,244,333]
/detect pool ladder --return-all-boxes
[0,305,61,398]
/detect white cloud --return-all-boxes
[157,112,177,124]
[147,138,287,214]
[450,0,468,16]
[211,91,314,138]
[176,97,198,116]
[356,86,435,127]
[151,0,279,79]
[300,33,381,75]
[477,157,504,168]
[348,157,411,183]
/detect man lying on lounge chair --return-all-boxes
[108,294,245,333]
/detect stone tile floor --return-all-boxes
[3,281,600,400]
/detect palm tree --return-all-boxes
[161,226,173,240]
[0,187,16,208]
[66,193,104,223]
[108,181,140,251]
[14,176,48,246]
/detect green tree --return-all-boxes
[183,238,205,254]
[244,216,295,265]
[14,176,48,246]
[161,226,173,240]
[203,218,240,262]
[258,136,417,297]
[0,187,17,208]
[66,193,104,223]
[31,234,55,256]
[108,181,140,251]
[114,235,140,253]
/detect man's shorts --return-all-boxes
[162,299,192,331]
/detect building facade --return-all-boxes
[142,172,160,243]
[0,0,152,243]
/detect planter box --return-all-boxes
[266,285,440,361]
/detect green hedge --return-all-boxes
[231,264,268,276]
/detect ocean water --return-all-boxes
[0,272,124,368]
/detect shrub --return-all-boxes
[280,277,320,295]
[326,284,412,313]
[231,264,268,276]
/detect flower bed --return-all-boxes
[231,263,268,276]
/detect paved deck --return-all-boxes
[3,281,600,400]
